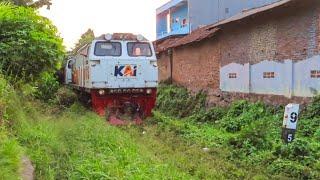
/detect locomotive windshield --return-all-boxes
[94,42,121,56]
[127,42,152,57]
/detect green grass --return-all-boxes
[1,81,319,179]
[12,102,192,179]
[0,76,23,180]
[153,85,320,179]
[125,124,251,179]
[0,127,23,180]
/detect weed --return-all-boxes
[154,85,320,179]
[156,84,206,118]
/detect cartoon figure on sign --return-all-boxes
[124,65,134,77]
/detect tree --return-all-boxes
[0,0,52,9]
[0,4,65,81]
[72,29,95,55]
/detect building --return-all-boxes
[156,0,281,40]
[155,0,320,101]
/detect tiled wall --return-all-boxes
[220,56,320,97]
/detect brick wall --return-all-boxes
[220,2,320,66]
[172,39,220,92]
[156,0,320,97]
[157,52,171,82]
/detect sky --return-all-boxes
[39,0,169,50]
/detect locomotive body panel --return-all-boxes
[88,40,158,89]
[65,33,158,120]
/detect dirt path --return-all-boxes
[21,156,34,180]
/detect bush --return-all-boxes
[299,118,320,137]
[0,4,65,81]
[273,138,312,161]
[156,85,206,118]
[191,107,227,123]
[302,95,320,119]
[299,96,320,137]
[34,72,59,102]
[52,86,77,108]
[229,120,272,155]
[268,159,313,179]
[154,87,320,178]
[220,101,268,132]
[315,129,320,141]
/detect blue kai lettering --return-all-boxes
[114,65,137,77]
[114,66,124,76]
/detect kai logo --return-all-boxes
[114,65,137,77]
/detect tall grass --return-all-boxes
[11,102,191,179]
[0,76,23,179]
[154,85,320,179]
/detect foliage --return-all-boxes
[273,138,313,161]
[315,129,320,141]
[302,95,320,119]
[0,76,23,179]
[34,72,59,102]
[220,101,271,132]
[0,128,22,180]
[154,85,320,179]
[268,159,314,179]
[52,86,78,108]
[0,0,52,9]
[12,102,191,179]
[190,107,227,123]
[71,28,95,55]
[299,95,320,137]
[229,120,272,155]
[0,4,65,81]
[156,85,206,118]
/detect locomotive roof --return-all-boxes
[95,33,149,41]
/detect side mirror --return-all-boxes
[67,59,75,69]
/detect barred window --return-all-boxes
[311,70,320,78]
[263,72,275,78]
[228,73,237,79]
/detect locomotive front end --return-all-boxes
[88,33,158,124]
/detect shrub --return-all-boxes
[302,95,320,119]
[268,159,313,179]
[52,86,77,108]
[220,101,268,132]
[299,118,320,137]
[0,4,65,81]
[34,72,59,102]
[273,138,312,161]
[298,95,320,137]
[191,107,227,123]
[315,129,320,141]
[229,120,272,155]
[156,85,206,118]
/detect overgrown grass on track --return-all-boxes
[13,102,192,179]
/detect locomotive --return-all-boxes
[65,33,158,124]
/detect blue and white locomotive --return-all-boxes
[65,33,158,124]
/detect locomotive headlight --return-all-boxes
[98,89,106,96]
[137,34,144,41]
[146,89,152,95]
[104,33,113,41]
